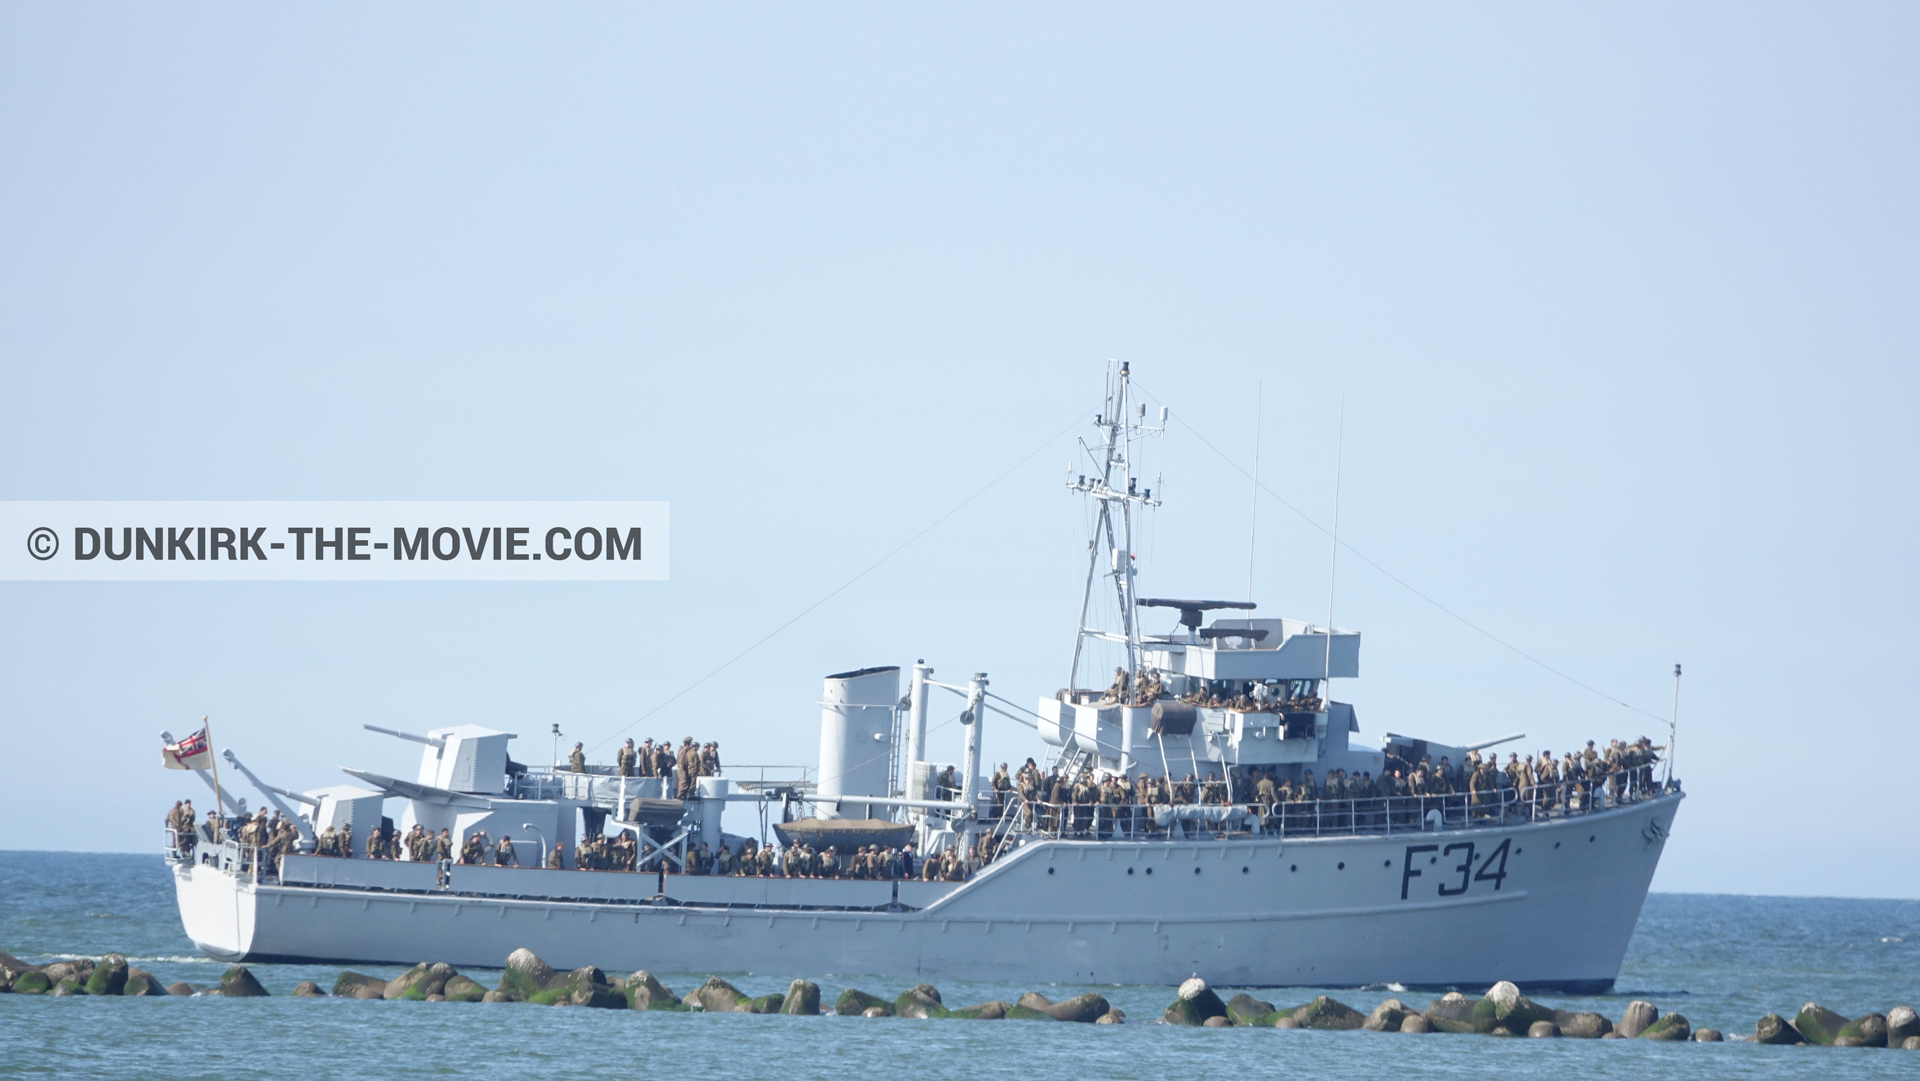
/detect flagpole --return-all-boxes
[203,715,227,839]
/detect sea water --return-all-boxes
[0,851,1914,1080]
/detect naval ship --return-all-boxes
[164,363,1682,991]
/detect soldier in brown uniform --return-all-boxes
[674,738,698,799]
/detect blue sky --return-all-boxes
[2,4,1915,897]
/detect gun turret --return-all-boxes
[362,724,446,749]
[222,749,317,841]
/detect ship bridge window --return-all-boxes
[1183,677,1325,714]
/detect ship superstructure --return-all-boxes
[165,363,1682,992]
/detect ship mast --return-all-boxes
[1067,361,1164,697]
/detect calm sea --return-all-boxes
[0,851,1913,1080]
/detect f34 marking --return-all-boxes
[1400,839,1511,900]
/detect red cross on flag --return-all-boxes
[163,727,212,771]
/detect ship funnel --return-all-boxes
[816,666,900,821]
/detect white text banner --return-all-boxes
[0,502,668,581]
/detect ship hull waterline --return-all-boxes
[174,794,1678,993]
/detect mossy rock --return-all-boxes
[387,962,454,1001]
[165,982,196,997]
[747,994,784,1014]
[1423,992,1477,1034]
[1793,1003,1850,1046]
[0,952,37,982]
[1227,993,1276,1026]
[497,948,557,1000]
[1886,1007,1919,1046]
[624,971,684,1011]
[1044,993,1112,1023]
[523,966,618,1008]
[950,1000,1011,1019]
[1005,1004,1052,1021]
[1399,1014,1432,1033]
[572,984,627,1009]
[1555,1011,1613,1039]
[1693,1028,1724,1042]
[688,976,756,1013]
[1289,995,1365,1031]
[1837,1013,1888,1048]
[1754,1013,1805,1045]
[780,979,820,1016]
[443,975,487,1003]
[1364,999,1413,1032]
[84,955,129,996]
[835,988,894,1016]
[895,984,948,1019]
[292,981,327,998]
[219,966,269,998]
[527,974,623,1009]
[1164,977,1228,1026]
[123,971,166,997]
[1016,990,1109,1023]
[42,961,84,987]
[1641,1013,1691,1041]
[1471,982,1554,1034]
[333,971,387,999]
[1616,1000,1658,1038]
[50,977,86,996]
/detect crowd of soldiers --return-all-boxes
[557,836,937,880]
[168,797,997,882]
[978,735,1666,837]
[560,831,993,882]
[566,736,721,800]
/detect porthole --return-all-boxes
[1553,842,1561,849]
[1241,867,1249,874]
[1145,867,1153,875]
[1193,867,1202,875]
[1589,836,1596,843]
[1289,864,1297,872]
[1127,867,1134,875]
[1337,862,1345,870]
[1047,867,1055,875]
[1515,848,1523,855]
[1383,860,1391,867]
